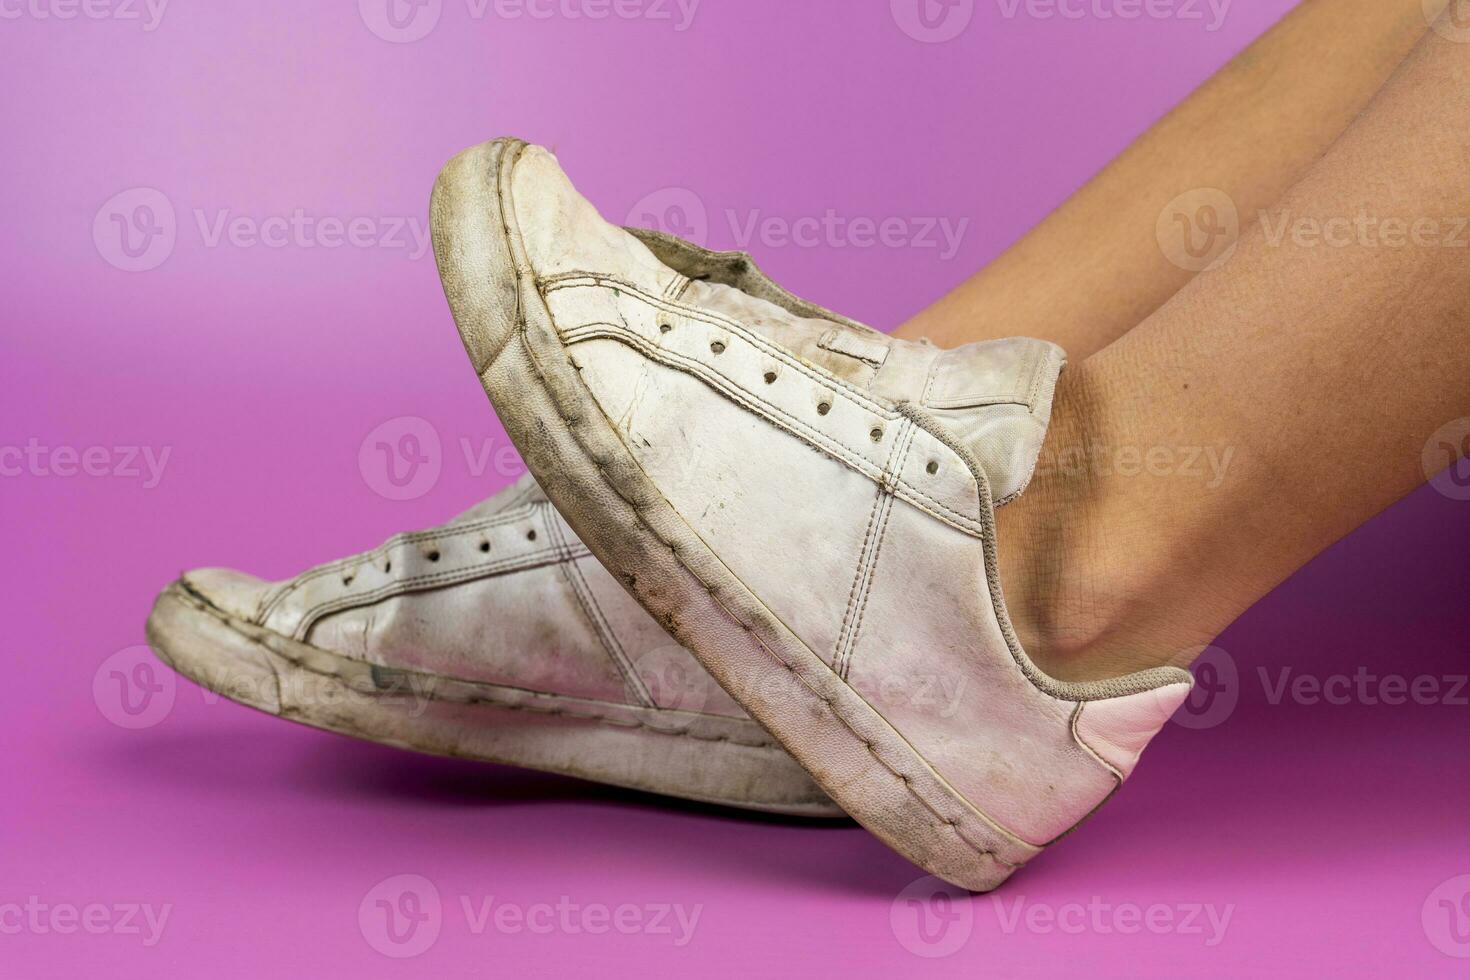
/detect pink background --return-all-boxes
[6,0,1470,975]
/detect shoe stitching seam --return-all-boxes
[259,504,546,623]
[289,544,573,641]
[542,274,894,415]
[545,510,654,707]
[838,419,915,679]
[833,417,913,679]
[174,583,784,752]
[558,321,985,537]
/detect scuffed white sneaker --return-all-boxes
[431,138,1193,890]
[146,474,839,816]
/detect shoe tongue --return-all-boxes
[917,338,1067,505]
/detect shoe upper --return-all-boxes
[502,144,1194,846]
[182,473,745,717]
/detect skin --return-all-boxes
[896,0,1470,682]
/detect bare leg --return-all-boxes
[896,0,1433,358]
[997,18,1470,682]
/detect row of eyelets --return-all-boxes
[703,333,942,472]
[338,527,524,587]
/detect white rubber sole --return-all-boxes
[431,139,1040,889]
[145,581,842,817]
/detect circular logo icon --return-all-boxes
[890,0,975,43]
[624,187,709,246]
[359,416,442,501]
[359,874,443,958]
[1423,875,1470,958]
[1170,645,1238,730]
[94,187,176,273]
[94,646,177,730]
[1427,0,1470,43]
[1156,188,1239,273]
[890,875,973,957]
[1422,417,1470,501]
[633,643,711,729]
[359,0,442,43]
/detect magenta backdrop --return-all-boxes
[7,1,1470,976]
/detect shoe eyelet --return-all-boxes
[427,550,441,562]
[762,371,777,385]
[926,460,939,475]
[479,541,491,553]
[384,560,392,573]
[527,529,537,542]
[342,573,354,586]
[817,401,831,416]
[659,323,672,334]
[709,341,726,355]
[870,427,884,442]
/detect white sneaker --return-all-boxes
[431,138,1193,889]
[146,474,839,816]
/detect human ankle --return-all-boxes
[994,363,1212,682]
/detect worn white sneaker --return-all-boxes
[145,474,838,816]
[431,138,1194,890]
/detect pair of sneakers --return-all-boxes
[148,138,1192,891]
